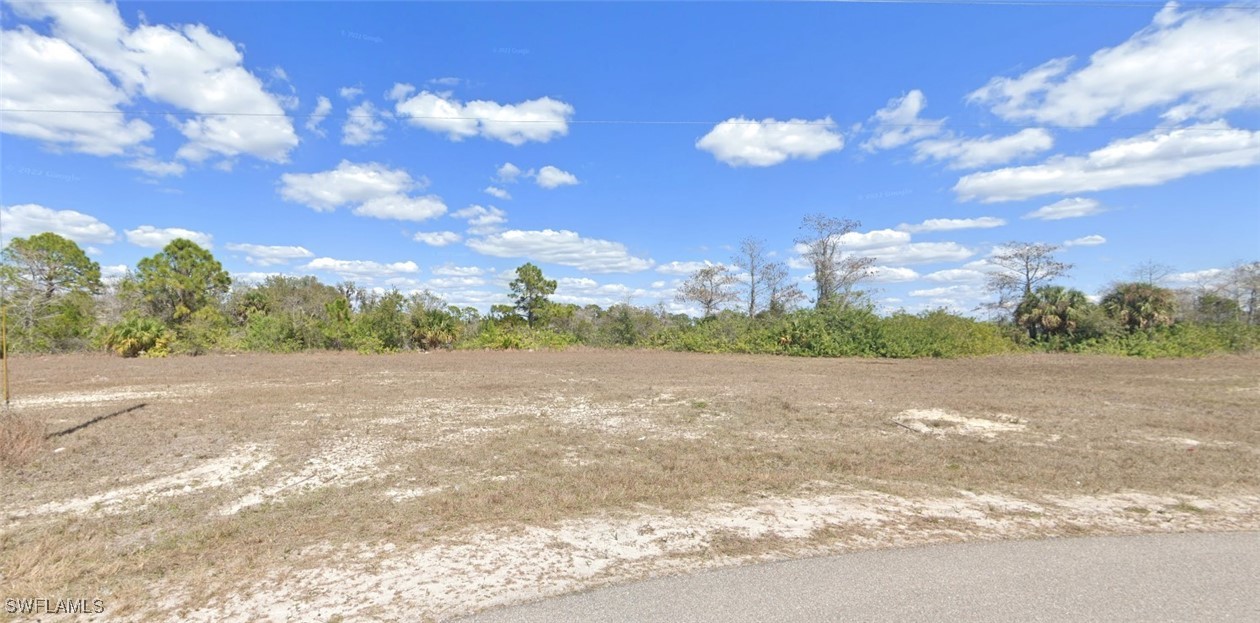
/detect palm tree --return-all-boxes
[1016,285,1090,340]
[1101,282,1176,331]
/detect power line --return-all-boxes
[1,108,1255,132]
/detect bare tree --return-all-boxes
[985,242,1073,313]
[760,261,805,315]
[732,237,767,316]
[675,265,739,318]
[795,214,873,309]
[1128,260,1175,286]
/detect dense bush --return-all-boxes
[98,317,173,358]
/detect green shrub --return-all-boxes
[99,317,173,358]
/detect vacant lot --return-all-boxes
[2,350,1258,622]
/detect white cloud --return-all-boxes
[956,122,1260,202]
[867,266,920,283]
[10,0,300,163]
[1023,197,1105,221]
[534,165,580,189]
[696,117,844,167]
[484,186,512,200]
[389,87,574,145]
[127,158,187,177]
[225,243,314,266]
[467,229,654,273]
[431,265,486,277]
[896,217,1006,233]
[0,204,117,244]
[413,231,462,247]
[968,5,1260,126]
[838,229,911,250]
[866,242,976,266]
[425,276,486,289]
[304,257,419,279]
[0,27,153,156]
[1063,235,1107,247]
[1167,268,1228,287]
[909,284,985,299]
[860,90,945,152]
[125,225,213,249]
[306,96,332,135]
[655,260,723,276]
[923,268,988,283]
[342,101,387,146]
[101,264,130,283]
[353,195,446,222]
[338,86,363,100]
[913,128,1054,169]
[496,162,523,183]
[279,160,446,222]
[451,205,508,235]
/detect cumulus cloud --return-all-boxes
[303,257,419,279]
[656,260,724,276]
[896,217,1006,233]
[7,0,299,163]
[225,243,314,266]
[496,162,523,183]
[696,117,844,167]
[484,186,512,200]
[451,205,508,235]
[467,229,654,273]
[306,96,332,135]
[0,204,117,244]
[913,128,1054,169]
[413,231,462,247]
[968,4,1260,126]
[125,225,213,249]
[389,87,574,145]
[279,161,446,222]
[1022,197,1105,221]
[866,242,976,266]
[534,165,580,189]
[860,90,945,152]
[0,27,152,156]
[1063,235,1106,247]
[922,268,988,283]
[866,266,920,283]
[342,101,387,146]
[955,122,1260,202]
[431,265,486,277]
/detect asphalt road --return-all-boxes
[458,532,1260,622]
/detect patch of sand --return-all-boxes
[164,487,1260,622]
[11,445,270,520]
[14,385,212,408]
[218,436,388,515]
[894,408,1027,439]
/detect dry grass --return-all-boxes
[0,351,1257,621]
[0,412,45,470]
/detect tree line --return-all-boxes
[1,219,1257,359]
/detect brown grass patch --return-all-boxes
[0,412,45,470]
[0,351,1257,621]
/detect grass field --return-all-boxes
[2,350,1258,621]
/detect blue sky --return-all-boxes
[2,0,1258,314]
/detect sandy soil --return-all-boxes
[1,350,1256,622]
